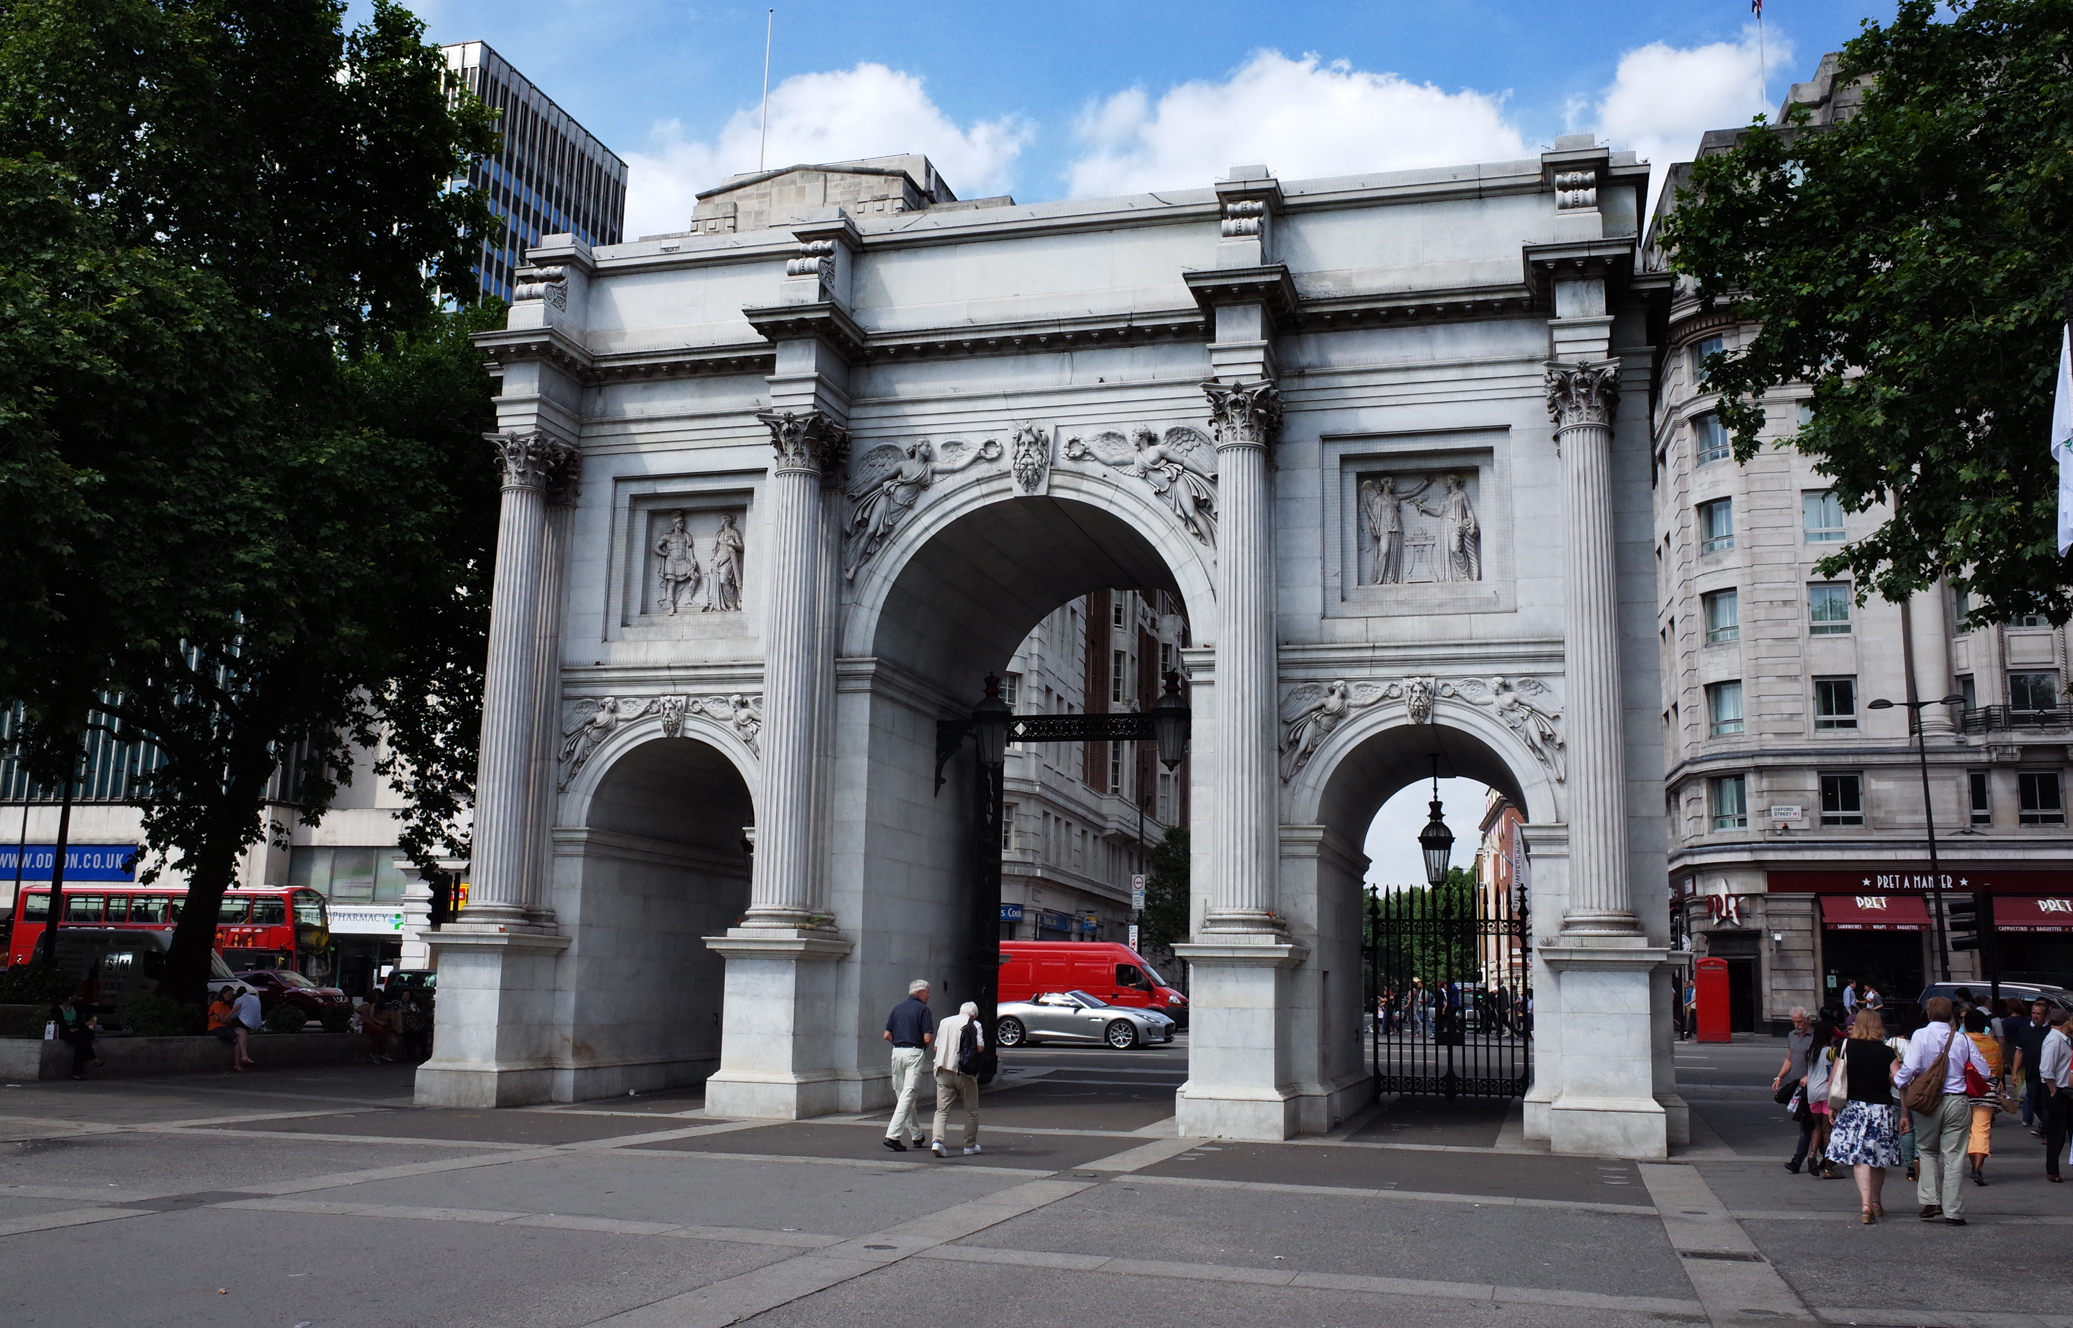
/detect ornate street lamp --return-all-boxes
[1418,764,1454,888]
[1150,671,1191,770]
[972,673,1012,767]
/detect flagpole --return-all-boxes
[758,8,774,173]
[1755,1,1769,112]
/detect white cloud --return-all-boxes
[1363,778,1490,887]
[1065,51,1529,199]
[622,63,1032,238]
[1593,28,1791,206]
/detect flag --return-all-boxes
[2055,322,2073,555]
[1751,0,1762,12]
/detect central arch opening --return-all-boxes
[847,493,1209,1135]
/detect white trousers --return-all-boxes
[886,1046,929,1141]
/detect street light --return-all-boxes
[1150,671,1190,770]
[972,673,1012,767]
[1418,761,1454,888]
[1867,693,1968,982]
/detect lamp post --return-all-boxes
[1418,765,1454,888]
[1867,693,1967,982]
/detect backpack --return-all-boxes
[957,1018,981,1074]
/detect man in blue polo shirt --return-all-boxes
[883,979,936,1152]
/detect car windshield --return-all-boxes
[1138,961,1167,987]
[209,952,235,980]
[1066,990,1108,1008]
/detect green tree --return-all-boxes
[1661,0,2073,623]
[1137,826,1192,971]
[0,0,500,1002]
[1367,867,1481,989]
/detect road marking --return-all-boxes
[1639,1162,1813,1325]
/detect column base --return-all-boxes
[413,925,571,1109]
[701,927,853,1121]
[1538,940,1674,1159]
[1172,935,1307,1141]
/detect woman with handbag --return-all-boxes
[1825,1008,1901,1222]
[1961,1007,2004,1186]
[1804,1014,1844,1177]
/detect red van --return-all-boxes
[998,941,1187,1025]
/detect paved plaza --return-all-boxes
[4,1039,2068,1328]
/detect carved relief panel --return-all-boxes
[1356,469,1483,587]
[606,475,758,640]
[1322,430,1513,620]
[642,507,748,617]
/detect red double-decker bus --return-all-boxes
[6,886,332,980]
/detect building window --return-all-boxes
[2008,671,2061,715]
[1157,769,1175,822]
[1808,583,1852,635]
[1108,743,1124,795]
[1802,490,1845,543]
[1958,674,1977,710]
[1698,498,1734,553]
[2010,612,2050,628]
[1969,771,1991,826]
[1690,334,1725,387]
[1159,642,1176,678]
[1814,677,1857,730]
[1706,681,1744,736]
[1694,413,1730,464]
[1702,589,1739,643]
[2018,771,2065,825]
[1111,650,1129,705]
[1001,805,1017,852]
[1820,773,1864,826]
[1003,672,1021,711]
[1112,599,1127,630]
[1710,774,1748,830]
[1797,401,1814,428]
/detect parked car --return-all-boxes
[994,990,1176,1049]
[232,967,348,1020]
[998,941,1187,1025]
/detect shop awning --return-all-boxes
[1992,896,2073,932]
[1820,895,1931,931]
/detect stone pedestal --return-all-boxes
[414,927,571,1107]
[701,929,854,1119]
[1539,944,1674,1156]
[1173,936,1308,1139]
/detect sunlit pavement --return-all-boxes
[3,1033,2064,1328]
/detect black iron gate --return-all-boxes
[1363,877,1531,1099]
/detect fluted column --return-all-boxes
[1201,378,1283,930]
[1912,582,1958,736]
[471,431,577,924]
[1544,362,1638,935]
[522,456,581,920]
[746,410,847,926]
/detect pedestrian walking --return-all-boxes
[232,985,263,1071]
[1824,1008,1900,1223]
[881,979,935,1153]
[1887,1029,1919,1181]
[1773,1007,1817,1173]
[930,1000,985,1158]
[50,993,101,1080]
[1895,996,1994,1224]
[2005,998,2052,1132]
[1961,1007,2003,1187]
[1805,1013,1844,1178]
[2041,1010,2071,1183]
[1842,980,1861,1018]
[1681,975,1697,1041]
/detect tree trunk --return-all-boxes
[159,813,246,1007]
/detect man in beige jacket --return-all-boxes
[931,1001,984,1157]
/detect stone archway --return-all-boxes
[555,734,754,1099]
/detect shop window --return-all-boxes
[1802,490,1845,543]
[1695,413,1730,464]
[1968,771,1991,826]
[1808,583,1852,635]
[2008,671,2061,715]
[1698,499,1734,553]
[2018,772,2065,825]
[1820,773,1864,826]
[1703,589,1738,644]
[1710,775,1748,830]
[1706,681,1744,736]
[1814,677,1857,730]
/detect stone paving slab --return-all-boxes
[1348,1096,1512,1148]
[1135,1139,1647,1204]
[233,1106,662,1146]
[967,1078,1177,1131]
[1,1128,488,1193]
[628,1120,1133,1171]
[950,1176,1695,1299]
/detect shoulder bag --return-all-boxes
[1899,1028,1957,1115]
[1828,1044,1852,1109]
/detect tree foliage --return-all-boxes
[1137,826,1192,969]
[0,0,501,1001]
[1661,0,2073,622]
[1367,868,1482,988]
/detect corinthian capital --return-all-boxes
[1543,360,1622,432]
[1202,378,1283,450]
[488,431,579,491]
[758,409,850,476]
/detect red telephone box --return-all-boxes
[1694,957,1732,1043]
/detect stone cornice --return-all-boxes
[1521,237,1638,306]
[476,324,592,381]
[1184,264,1300,323]
[742,300,869,363]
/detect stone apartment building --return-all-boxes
[1651,54,2073,1030]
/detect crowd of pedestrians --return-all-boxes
[1772,984,2073,1224]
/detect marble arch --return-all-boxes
[421,141,1685,1157]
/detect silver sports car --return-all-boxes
[994,990,1176,1049]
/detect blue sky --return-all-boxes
[373,0,1895,236]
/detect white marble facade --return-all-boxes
[418,140,1684,1157]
